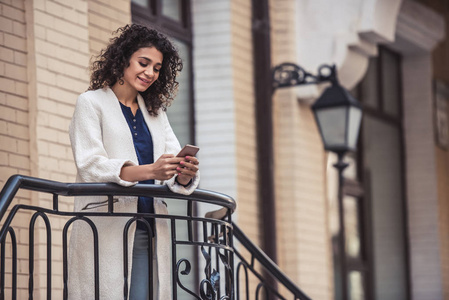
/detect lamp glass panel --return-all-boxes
[347,106,362,150]
[162,0,182,22]
[316,107,347,150]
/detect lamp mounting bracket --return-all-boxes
[272,63,337,90]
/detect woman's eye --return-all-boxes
[154,68,160,73]
[139,62,148,67]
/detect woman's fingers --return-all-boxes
[153,155,180,180]
[176,168,196,178]
[181,156,199,169]
[176,159,199,180]
[179,161,198,172]
[155,154,199,181]
[185,156,199,165]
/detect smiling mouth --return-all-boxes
[138,77,151,84]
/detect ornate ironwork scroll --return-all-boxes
[272,62,337,90]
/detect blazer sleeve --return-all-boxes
[160,111,200,195]
[69,94,138,187]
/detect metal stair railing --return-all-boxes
[232,224,312,300]
[0,175,311,300]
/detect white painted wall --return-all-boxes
[192,0,237,220]
[293,0,403,101]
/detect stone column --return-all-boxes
[394,1,446,299]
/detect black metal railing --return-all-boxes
[0,175,311,300]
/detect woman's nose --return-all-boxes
[144,68,153,77]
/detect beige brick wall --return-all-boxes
[28,0,89,183]
[230,0,266,297]
[0,0,31,298]
[271,0,333,299]
[87,0,130,56]
[0,1,29,182]
[24,0,90,297]
[231,0,260,247]
[0,0,132,297]
[271,0,301,287]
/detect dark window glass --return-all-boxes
[162,0,182,22]
[362,116,408,299]
[381,49,401,117]
[132,0,190,31]
[166,40,192,146]
[358,47,409,300]
[360,57,379,109]
[132,0,193,144]
[332,46,408,300]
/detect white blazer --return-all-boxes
[68,87,199,300]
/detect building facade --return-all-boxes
[0,0,448,299]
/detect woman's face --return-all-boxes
[122,46,163,93]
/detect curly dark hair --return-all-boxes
[89,24,183,115]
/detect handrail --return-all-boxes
[233,223,312,300]
[0,175,236,222]
[0,175,236,300]
[0,175,313,300]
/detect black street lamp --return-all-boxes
[273,62,363,300]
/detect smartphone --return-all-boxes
[176,144,200,157]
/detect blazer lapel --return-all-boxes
[105,87,139,164]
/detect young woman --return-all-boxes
[68,24,199,300]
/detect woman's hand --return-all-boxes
[176,156,199,185]
[150,154,184,181]
[120,154,183,182]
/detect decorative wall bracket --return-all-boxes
[272,63,337,90]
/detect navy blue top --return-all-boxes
[120,102,155,230]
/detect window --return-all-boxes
[358,48,409,300]
[132,0,194,145]
[131,2,196,298]
[132,0,191,42]
[330,47,410,300]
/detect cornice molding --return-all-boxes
[294,0,446,103]
[295,0,403,102]
[392,0,445,54]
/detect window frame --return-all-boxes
[333,46,410,300]
[131,0,192,43]
[345,46,411,300]
[130,1,198,289]
[131,0,195,144]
